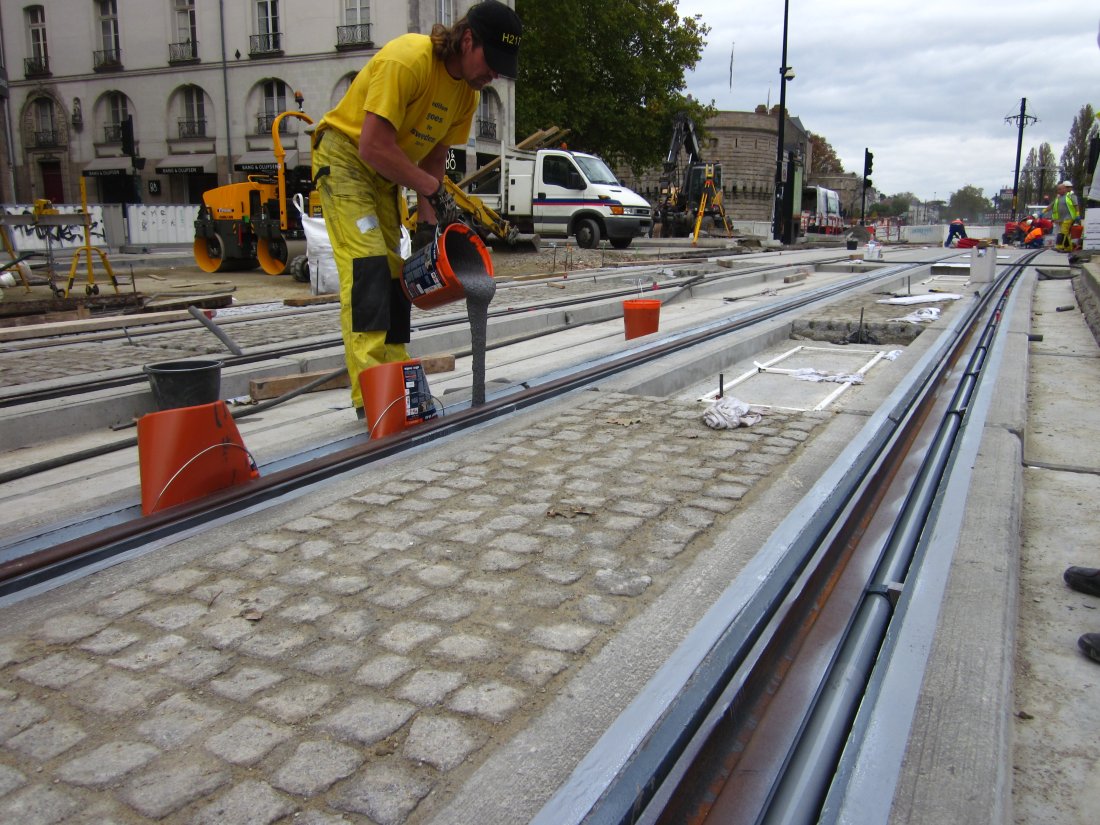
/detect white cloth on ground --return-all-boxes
[702,396,763,429]
[790,368,865,384]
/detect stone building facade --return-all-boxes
[0,0,514,206]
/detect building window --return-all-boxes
[104,92,128,142]
[438,0,453,26]
[476,94,497,140]
[94,0,122,69]
[344,0,369,25]
[170,0,198,61]
[32,97,58,147]
[251,0,281,53]
[337,0,371,48]
[25,5,50,76]
[179,85,206,138]
[257,80,288,133]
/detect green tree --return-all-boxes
[946,185,992,222]
[515,0,710,171]
[808,133,843,176]
[1059,104,1097,194]
[1019,144,1057,207]
[868,192,917,220]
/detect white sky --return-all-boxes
[676,0,1099,202]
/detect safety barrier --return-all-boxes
[0,202,200,251]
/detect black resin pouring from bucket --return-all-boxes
[401,222,496,406]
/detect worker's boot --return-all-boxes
[1064,566,1100,597]
[1077,633,1100,664]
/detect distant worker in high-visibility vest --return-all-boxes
[1048,180,1080,253]
[1015,214,1035,244]
[944,217,968,247]
[1023,224,1045,248]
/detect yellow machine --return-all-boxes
[193,110,313,275]
[401,177,518,245]
[690,163,732,245]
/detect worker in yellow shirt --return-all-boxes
[1048,180,1080,253]
[311,1,522,418]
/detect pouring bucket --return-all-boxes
[137,400,258,515]
[623,299,661,339]
[401,223,493,310]
[360,359,438,439]
[144,359,223,411]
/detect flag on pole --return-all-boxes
[729,43,735,88]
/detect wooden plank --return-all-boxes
[283,293,339,307]
[419,353,456,374]
[248,356,455,401]
[249,369,350,401]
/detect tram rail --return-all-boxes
[528,250,1038,825]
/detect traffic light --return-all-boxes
[863,178,873,190]
[863,149,873,178]
[121,115,135,156]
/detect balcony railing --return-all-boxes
[336,23,372,50]
[477,119,498,140]
[177,118,207,139]
[169,41,199,63]
[256,113,291,135]
[24,55,50,78]
[103,123,123,143]
[33,130,60,148]
[249,32,282,56]
[93,48,123,71]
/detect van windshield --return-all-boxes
[575,155,619,186]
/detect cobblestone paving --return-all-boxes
[0,391,827,824]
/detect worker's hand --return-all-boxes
[412,222,436,253]
[427,181,461,227]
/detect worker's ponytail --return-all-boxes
[430,16,475,62]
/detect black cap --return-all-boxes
[467,1,522,79]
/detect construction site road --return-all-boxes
[0,243,1096,825]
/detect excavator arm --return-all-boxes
[402,178,518,245]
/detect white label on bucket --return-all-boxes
[355,215,379,234]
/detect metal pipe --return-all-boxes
[187,305,244,355]
[771,0,790,242]
[219,0,233,182]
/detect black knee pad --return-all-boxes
[351,256,391,332]
[386,278,412,344]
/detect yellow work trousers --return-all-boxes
[1056,219,1074,252]
[312,129,410,409]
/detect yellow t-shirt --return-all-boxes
[320,33,478,165]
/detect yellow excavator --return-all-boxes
[400,177,519,245]
[193,110,313,275]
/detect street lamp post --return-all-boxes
[771,0,791,243]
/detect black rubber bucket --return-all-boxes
[846,238,858,250]
[144,359,223,411]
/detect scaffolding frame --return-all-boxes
[699,345,890,412]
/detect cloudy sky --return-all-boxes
[675,0,1098,202]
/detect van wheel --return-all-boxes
[610,237,632,250]
[575,217,600,249]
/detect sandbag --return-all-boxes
[293,193,339,295]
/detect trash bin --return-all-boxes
[144,360,223,411]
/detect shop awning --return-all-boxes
[82,156,131,177]
[234,149,301,172]
[154,154,217,175]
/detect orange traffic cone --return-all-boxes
[137,400,258,515]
